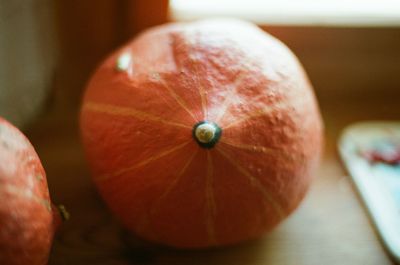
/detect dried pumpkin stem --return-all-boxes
[193,121,222,148]
[56,204,70,222]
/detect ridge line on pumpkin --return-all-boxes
[1,184,52,211]
[94,141,191,182]
[215,147,285,218]
[214,72,248,123]
[190,50,208,120]
[222,92,311,129]
[205,150,217,245]
[150,149,199,217]
[219,139,293,161]
[155,73,198,122]
[135,149,200,242]
[82,102,191,129]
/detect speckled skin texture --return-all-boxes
[81,19,323,248]
[0,117,58,265]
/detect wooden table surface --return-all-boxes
[25,91,400,265]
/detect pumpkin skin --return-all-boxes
[80,19,323,248]
[0,117,61,264]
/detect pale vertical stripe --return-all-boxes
[223,93,310,130]
[216,147,285,218]
[95,141,191,182]
[83,102,191,129]
[215,72,247,123]
[157,75,198,122]
[220,139,294,161]
[150,149,198,215]
[205,151,217,244]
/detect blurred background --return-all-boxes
[1,1,400,264]
[1,0,399,127]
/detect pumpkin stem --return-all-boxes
[193,121,222,148]
[57,204,70,222]
[52,204,70,232]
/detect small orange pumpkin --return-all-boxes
[0,117,65,264]
[80,19,323,248]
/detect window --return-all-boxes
[170,0,400,27]
[169,0,400,98]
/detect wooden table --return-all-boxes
[25,92,399,265]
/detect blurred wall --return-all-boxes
[55,0,400,108]
[54,0,169,108]
[0,0,58,126]
[262,26,400,103]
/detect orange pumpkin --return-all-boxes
[0,117,66,264]
[80,19,323,248]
